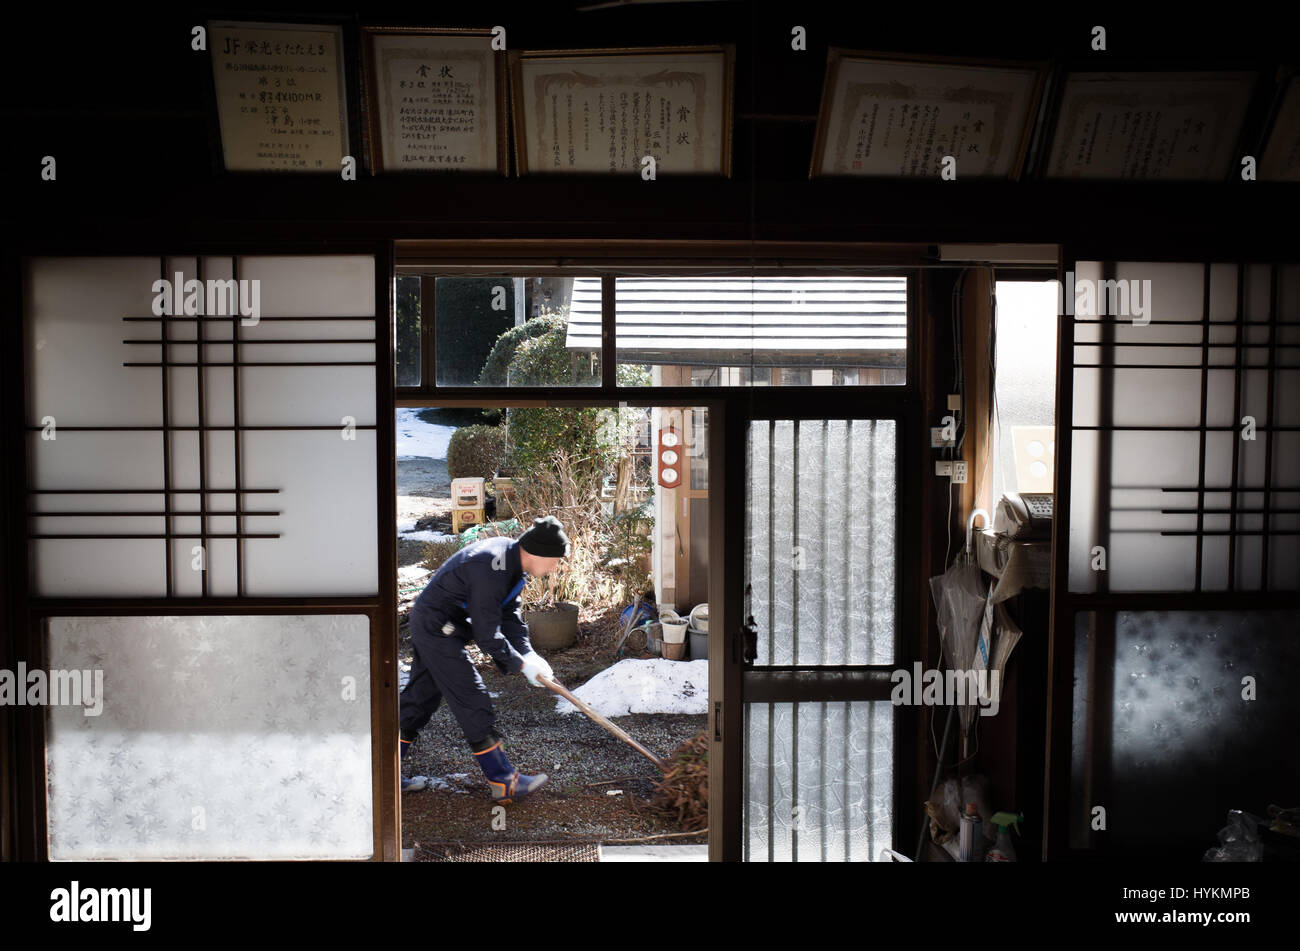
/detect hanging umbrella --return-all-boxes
[928,510,991,740]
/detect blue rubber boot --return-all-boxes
[472,740,548,803]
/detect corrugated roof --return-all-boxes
[564,276,907,366]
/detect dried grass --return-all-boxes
[510,447,642,610]
[645,731,709,832]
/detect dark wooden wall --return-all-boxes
[2,2,1295,254]
[3,0,1298,862]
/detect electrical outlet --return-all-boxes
[935,461,952,476]
[952,461,968,484]
[930,427,955,448]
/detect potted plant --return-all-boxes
[523,598,579,650]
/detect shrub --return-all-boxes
[476,313,567,387]
[420,539,460,574]
[446,424,507,481]
[503,321,642,486]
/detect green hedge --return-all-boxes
[446,424,507,481]
[485,314,650,480]
[476,314,567,387]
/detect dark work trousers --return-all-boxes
[399,611,497,747]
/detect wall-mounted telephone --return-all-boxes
[995,492,1053,540]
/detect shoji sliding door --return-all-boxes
[1048,259,1300,858]
[21,253,392,860]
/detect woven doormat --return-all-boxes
[413,841,600,862]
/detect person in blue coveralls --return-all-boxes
[399,516,570,802]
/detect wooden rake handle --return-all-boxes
[537,674,667,772]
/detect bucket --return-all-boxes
[689,604,709,633]
[645,622,663,657]
[661,620,688,643]
[662,641,686,660]
[689,629,708,660]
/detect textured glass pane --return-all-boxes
[25,255,378,597]
[616,276,907,386]
[746,419,895,665]
[1070,610,1300,851]
[743,702,892,862]
[395,275,422,387]
[45,615,373,860]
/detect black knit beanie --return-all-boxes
[519,516,570,558]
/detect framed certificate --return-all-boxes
[1260,72,1300,182]
[810,49,1046,180]
[1042,71,1258,181]
[361,27,508,175]
[509,45,734,176]
[207,19,353,173]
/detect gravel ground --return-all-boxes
[398,610,708,851]
[396,451,708,851]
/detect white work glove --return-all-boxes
[519,651,553,688]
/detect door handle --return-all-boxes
[740,582,758,664]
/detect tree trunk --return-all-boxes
[613,452,634,514]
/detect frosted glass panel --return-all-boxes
[1069,611,1300,851]
[746,419,895,665]
[744,701,892,861]
[45,614,373,860]
[25,255,377,597]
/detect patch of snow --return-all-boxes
[397,516,457,542]
[554,659,708,717]
[398,564,432,584]
[401,528,460,543]
[426,774,472,794]
[404,774,472,794]
[395,407,455,459]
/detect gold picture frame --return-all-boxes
[508,45,734,177]
[360,26,509,175]
[1259,71,1300,182]
[208,19,352,173]
[1042,70,1258,181]
[809,48,1046,181]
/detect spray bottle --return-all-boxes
[959,803,983,861]
[985,811,1023,862]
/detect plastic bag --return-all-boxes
[458,518,522,548]
[1203,809,1263,861]
[925,774,995,860]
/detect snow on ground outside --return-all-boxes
[396,407,455,459]
[398,564,433,584]
[396,409,460,542]
[401,773,474,794]
[397,517,459,543]
[554,659,708,717]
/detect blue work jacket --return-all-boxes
[411,536,533,673]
